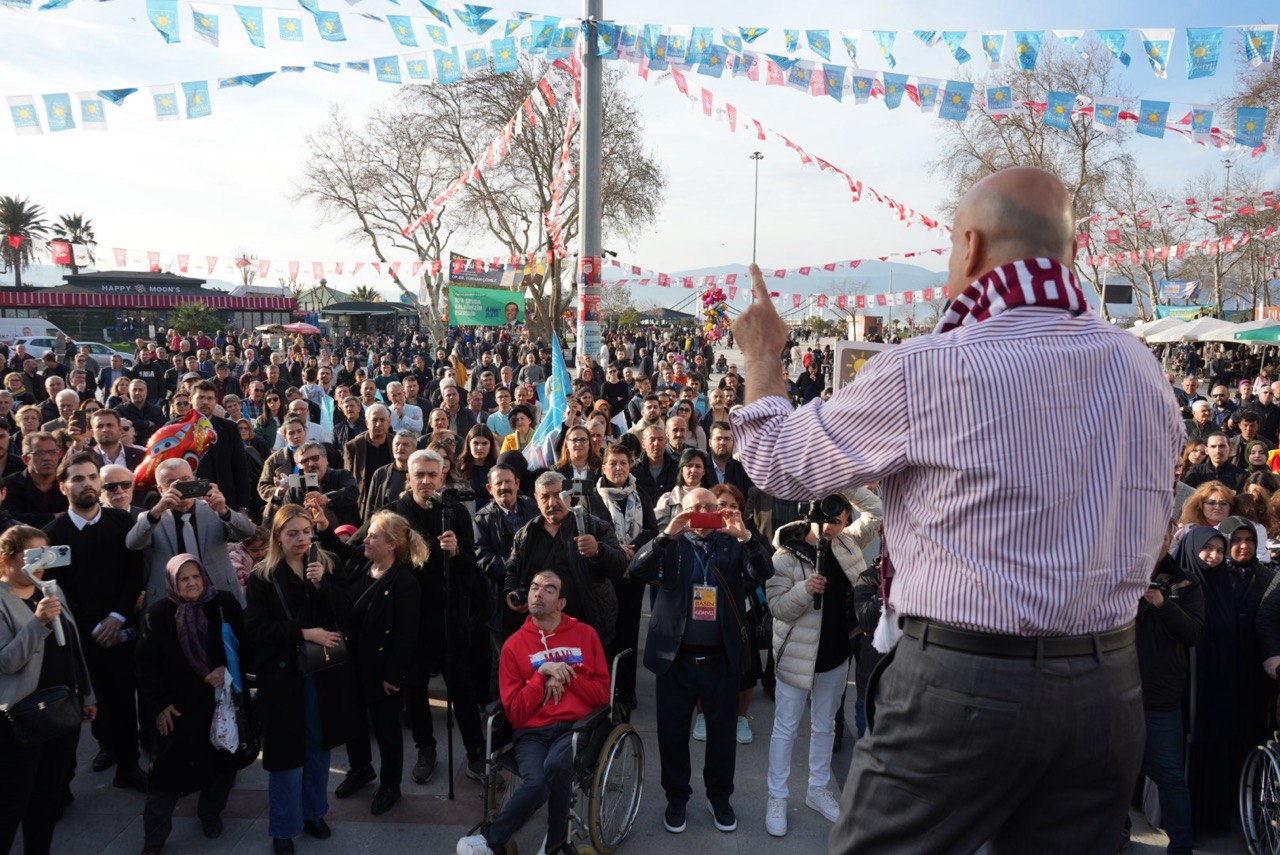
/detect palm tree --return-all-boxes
[350,285,382,303]
[0,195,48,288]
[50,212,96,275]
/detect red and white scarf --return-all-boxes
[933,257,1088,334]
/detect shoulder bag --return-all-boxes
[2,614,83,745]
[271,573,349,676]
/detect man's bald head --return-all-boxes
[947,167,1076,298]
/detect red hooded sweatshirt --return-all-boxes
[500,613,610,730]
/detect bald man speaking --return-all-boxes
[731,167,1183,852]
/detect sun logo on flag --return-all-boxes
[53,106,65,117]
[1055,104,1065,114]
[397,25,407,34]
[985,38,997,50]
[198,16,211,27]
[709,55,719,64]
[1252,35,1265,49]
[247,21,257,31]
[1148,44,1163,58]
[888,84,897,93]
[1101,107,1113,117]
[443,59,453,68]
[921,86,932,97]
[993,90,1005,100]
[1193,44,1207,58]
[815,40,825,50]
[796,70,807,80]
[747,28,757,37]
[324,20,335,31]
[952,94,963,104]
[472,51,482,60]
[193,93,203,104]
[160,97,171,108]
[1247,121,1257,131]
[155,13,169,26]
[1148,112,1159,122]
[411,62,423,72]
[284,20,296,31]
[16,108,31,119]
[1017,43,1027,54]
[86,103,98,114]
[500,50,510,58]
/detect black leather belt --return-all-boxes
[902,617,1135,659]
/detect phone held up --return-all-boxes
[174,478,212,499]
[688,512,725,530]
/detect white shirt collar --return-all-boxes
[68,506,102,530]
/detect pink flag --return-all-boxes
[373,263,382,274]
[352,263,365,276]
[673,70,689,96]
[390,261,402,277]
[725,273,737,285]
[837,296,848,309]
[766,60,784,86]
[147,251,161,271]
[430,260,442,275]
[817,295,828,307]
[856,296,866,309]
[113,247,128,267]
[49,242,71,265]
[824,263,837,271]
[312,262,324,279]
[799,266,811,275]
[729,286,738,300]
[701,88,714,116]
[875,294,887,306]
[258,260,271,278]
[792,294,802,307]
[335,262,344,275]
[206,256,218,272]
[726,103,738,132]
[412,261,423,277]
[289,261,300,279]
[176,254,189,273]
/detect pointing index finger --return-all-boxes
[749,263,771,304]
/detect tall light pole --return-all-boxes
[575,0,603,363]
[750,151,764,264]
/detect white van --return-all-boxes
[0,318,63,347]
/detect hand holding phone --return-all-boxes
[688,512,725,530]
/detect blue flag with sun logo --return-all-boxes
[1243,26,1277,67]
[938,81,974,121]
[146,0,180,43]
[805,30,831,60]
[823,65,845,102]
[1139,29,1173,78]
[313,11,345,41]
[873,30,897,68]
[435,47,461,83]
[986,85,1012,113]
[883,72,908,109]
[1186,27,1224,78]
[278,16,302,41]
[1097,29,1131,67]
[1237,107,1268,149]
[1137,99,1169,138]
[524,333,571,470]
[464,46,488,72]
[980,31,1004,66]
[405,54,431,79]
[1044,91,1075,130]
[1013,31,1042,70]
[783,29,798,53]
[234,6,265,47]
[42,94,74,131]
[375,56,403,83]
[492,37,518,73]
[388,15,417,46]
[739,26,767,44]
[182,81,211,119]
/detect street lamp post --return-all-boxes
[750,152,764,264]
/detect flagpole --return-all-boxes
[576,0,603,365]
[750,151,764,264]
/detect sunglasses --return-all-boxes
[1204,500,1231,508]
[103,481,132,493]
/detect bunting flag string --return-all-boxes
[1082,223,1280,269]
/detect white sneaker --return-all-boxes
[736,715,753,744]
[692,713,706,741]
[805,787,841,823]
[765,796,788,837]
[456,835,494,855]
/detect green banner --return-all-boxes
[448,284,523,326]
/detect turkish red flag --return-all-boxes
[720,274,733,285]
[234,257,251,269]
[206,256,218,272]
[817,295,828,307]
[837,296,848,309]
[774,270,786,279]
[6,235,24,250]
[147,251,161,272]
[313,262,324,279]
[1106,229,1121,244]
[823,263,836,271]
[875,294,887,306]
[673,70,689,96]
[335,262,344,275]
[799,266,811,275]
[289,261,300,279]
[849,260,863,269]
[729,286,738,300]
[904,291,914,304]
[258,260,271,278]
[113,248,128,267]
[176,254,189,273]
[658,274,670,287]
[792,294,802,307]
[923,288,933,301]
[856,296,866,309]
[682,277,694,288]
[431,260,442,275]
[49,241,71,265]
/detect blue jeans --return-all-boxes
[1142,708,1195,854]
[485,722,575,850]
[268,678,330,840]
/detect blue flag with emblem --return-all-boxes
[529,17,558,53]
[375,56,402,83]
[548,25,578,60]
[786,63,813,92]
[1093,99,1121,132]
[783,29,799,53]
[388,15,417,46]
[914,30,939,46]
[524,334,570,470]
[883,72,907,109]
[840,31,857,64]
[464,46,488,71]
[152,86,180,120]
[1140,29,1173,78]
[941,32,970,64]
[314,61,340,73]
[1186,27,1224,78]
[697,45,727,77]
[618,24,638,49]
[1096,29,1131,67]
[417,0,450,27]
[729,52,755,77]
[455,4,496,36]
[42,94,74,131]
[492,37,518,72]
[234,6,265,47]
[805,30,831,60]
[851,73,873,103]
[1137,99,1169,138]
[435,47,461,83]
[425,24,448,45]
[1190,106,1214,139]
[278,16,303,41]
[687,26,713,64]
[97,88,137,105]
[938,81,973,121]
[739,26,767,44]
[873,30,897,68]
[1044,91,1074,130]
[146,0,180,43]
[986,85,1012,113]
[596,23,618,59]
[981,31,1004,67]
[192,9,219,46]
[1013,31,1042,70]
[78,93,106,129]
[313,11,345,41]
[182,81,211,119]
[823,65,845,102]
[722,29,742,53]
[218,71,275,87]
[1243,26,1277,67]
[7,97,41,135]
[916,79,939,112]
[1237,107,1268,149]
[345,60,370,73]
[405,54,430,79]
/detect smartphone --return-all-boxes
[70,410,88,434]
[23,545,72,568]
[307,541,321,567]
[304,472,320,493]
[688,512,725,530]
[175,478,212,499]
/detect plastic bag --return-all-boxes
[210,680,238,753]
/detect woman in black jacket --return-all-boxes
[244,504,352,855]
[135,553,245,854]
[318,509,425,816]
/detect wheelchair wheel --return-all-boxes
[587,724,644,854]
[1240,741,1280,854]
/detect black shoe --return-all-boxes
[334,766,376,798]
[272,839,295,855]
[92,750,115,772]
[464,757,486,782]
[303,819,331,840]
[707,798,737,832]
[370,785,400,816]
[112,766,148,792]
[411,747,437,784]
[201,818,223,839]
[663,801,686,833]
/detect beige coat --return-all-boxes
[766,488,882,692]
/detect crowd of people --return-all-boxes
[0,321,878,855]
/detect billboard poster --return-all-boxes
[833,341,894,391]
[448,284,524,326]
[449,251,506,288]
[577,256,602,361]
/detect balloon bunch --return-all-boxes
[701,287,730,341]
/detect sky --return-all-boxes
[2,0,1280,305]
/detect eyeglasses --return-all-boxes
[103,481,131,493]
[1204,500,1231,508]
[567,437,588,444]
[266,396,280,402]
[298,455,323,465]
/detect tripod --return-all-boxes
[439,500,458,801]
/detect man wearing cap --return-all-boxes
[731,167,1181,850]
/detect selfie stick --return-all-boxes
[812,532,831,612]
[435,495,458,801]
[21,549,66,647]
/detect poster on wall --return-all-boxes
[448,284,524,326]
[833,341,894,391]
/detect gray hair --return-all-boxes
[1191,400,1211,414]
[293,441,326,460]
[408,449,444,469]
[386,381,403,394]
[393,429,418,444]
[366,403,391,420]
[534,470,565,493]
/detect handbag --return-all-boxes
[708,559,753,676]
[3,685,82,745]
[271,574,348,676]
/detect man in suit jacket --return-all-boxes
[626,487,773,834]
[87,409,146,470]
[125,457,256,607]
[706,422,752,496]
[344,404,394,515]
[191,380,251,512]
[95,352,129,404]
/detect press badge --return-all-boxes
[692,585,717,621]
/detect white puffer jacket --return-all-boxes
[766,488,883,692]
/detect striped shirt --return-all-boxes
[731,306,1184,636]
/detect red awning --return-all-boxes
[0,291,296,311]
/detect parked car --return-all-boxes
[77,341,134,370]
[13,335,63,360]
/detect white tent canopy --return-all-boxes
[1131,317,1186,338]
[1198,318,1280,343]
[1145,316,1234,343]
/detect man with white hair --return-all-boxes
[99,463,145,515]
[272,397,332,449]
[386,381,424,433]
[41,388,81,432]
[1184,400,1217,444]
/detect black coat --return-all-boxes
[195,414,252,513]
[627,531,774,677]
[134,591,244,792]
[473,496,539,632]
[243,562,354,772]
[1182,459,1247,492]
[337,555,421,697]
[633,452,679,507]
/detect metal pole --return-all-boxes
[750,151,764,264]
[575,0,603,364]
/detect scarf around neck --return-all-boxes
[934,257,1087,334]
[165,552,218,678]
[595,476,643,545]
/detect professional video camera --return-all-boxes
[431,486,477,506]
[805,493,852,611]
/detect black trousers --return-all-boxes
[0,718,81,855]
[406,652,484,760]
[347,684,405,786]
[141,769,235,848]
[469,626,493,706]
[611,576,646,701]
[80,634,140,767]
[654,647,738,805]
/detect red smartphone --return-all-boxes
[688,512,725,530]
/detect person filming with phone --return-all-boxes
[626,486,773,836]
[127,458,258,609]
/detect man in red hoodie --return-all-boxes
[455,569,610,855]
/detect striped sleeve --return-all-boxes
[730,351,910,500]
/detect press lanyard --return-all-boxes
[693,542,712,586]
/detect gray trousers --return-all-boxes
[830,629,1144,855]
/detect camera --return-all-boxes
[432,486,476,506]
[806,494,851,525]
[175,478,212,499]
[286,472,321,492]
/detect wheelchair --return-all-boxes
[1241,733,1280,854]
[471,649,644,854]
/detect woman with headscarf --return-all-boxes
[1245,440,1272,474]
[134,553,246,854]
[1185,520,1275,834]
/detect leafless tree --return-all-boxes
[234,248,259,288]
